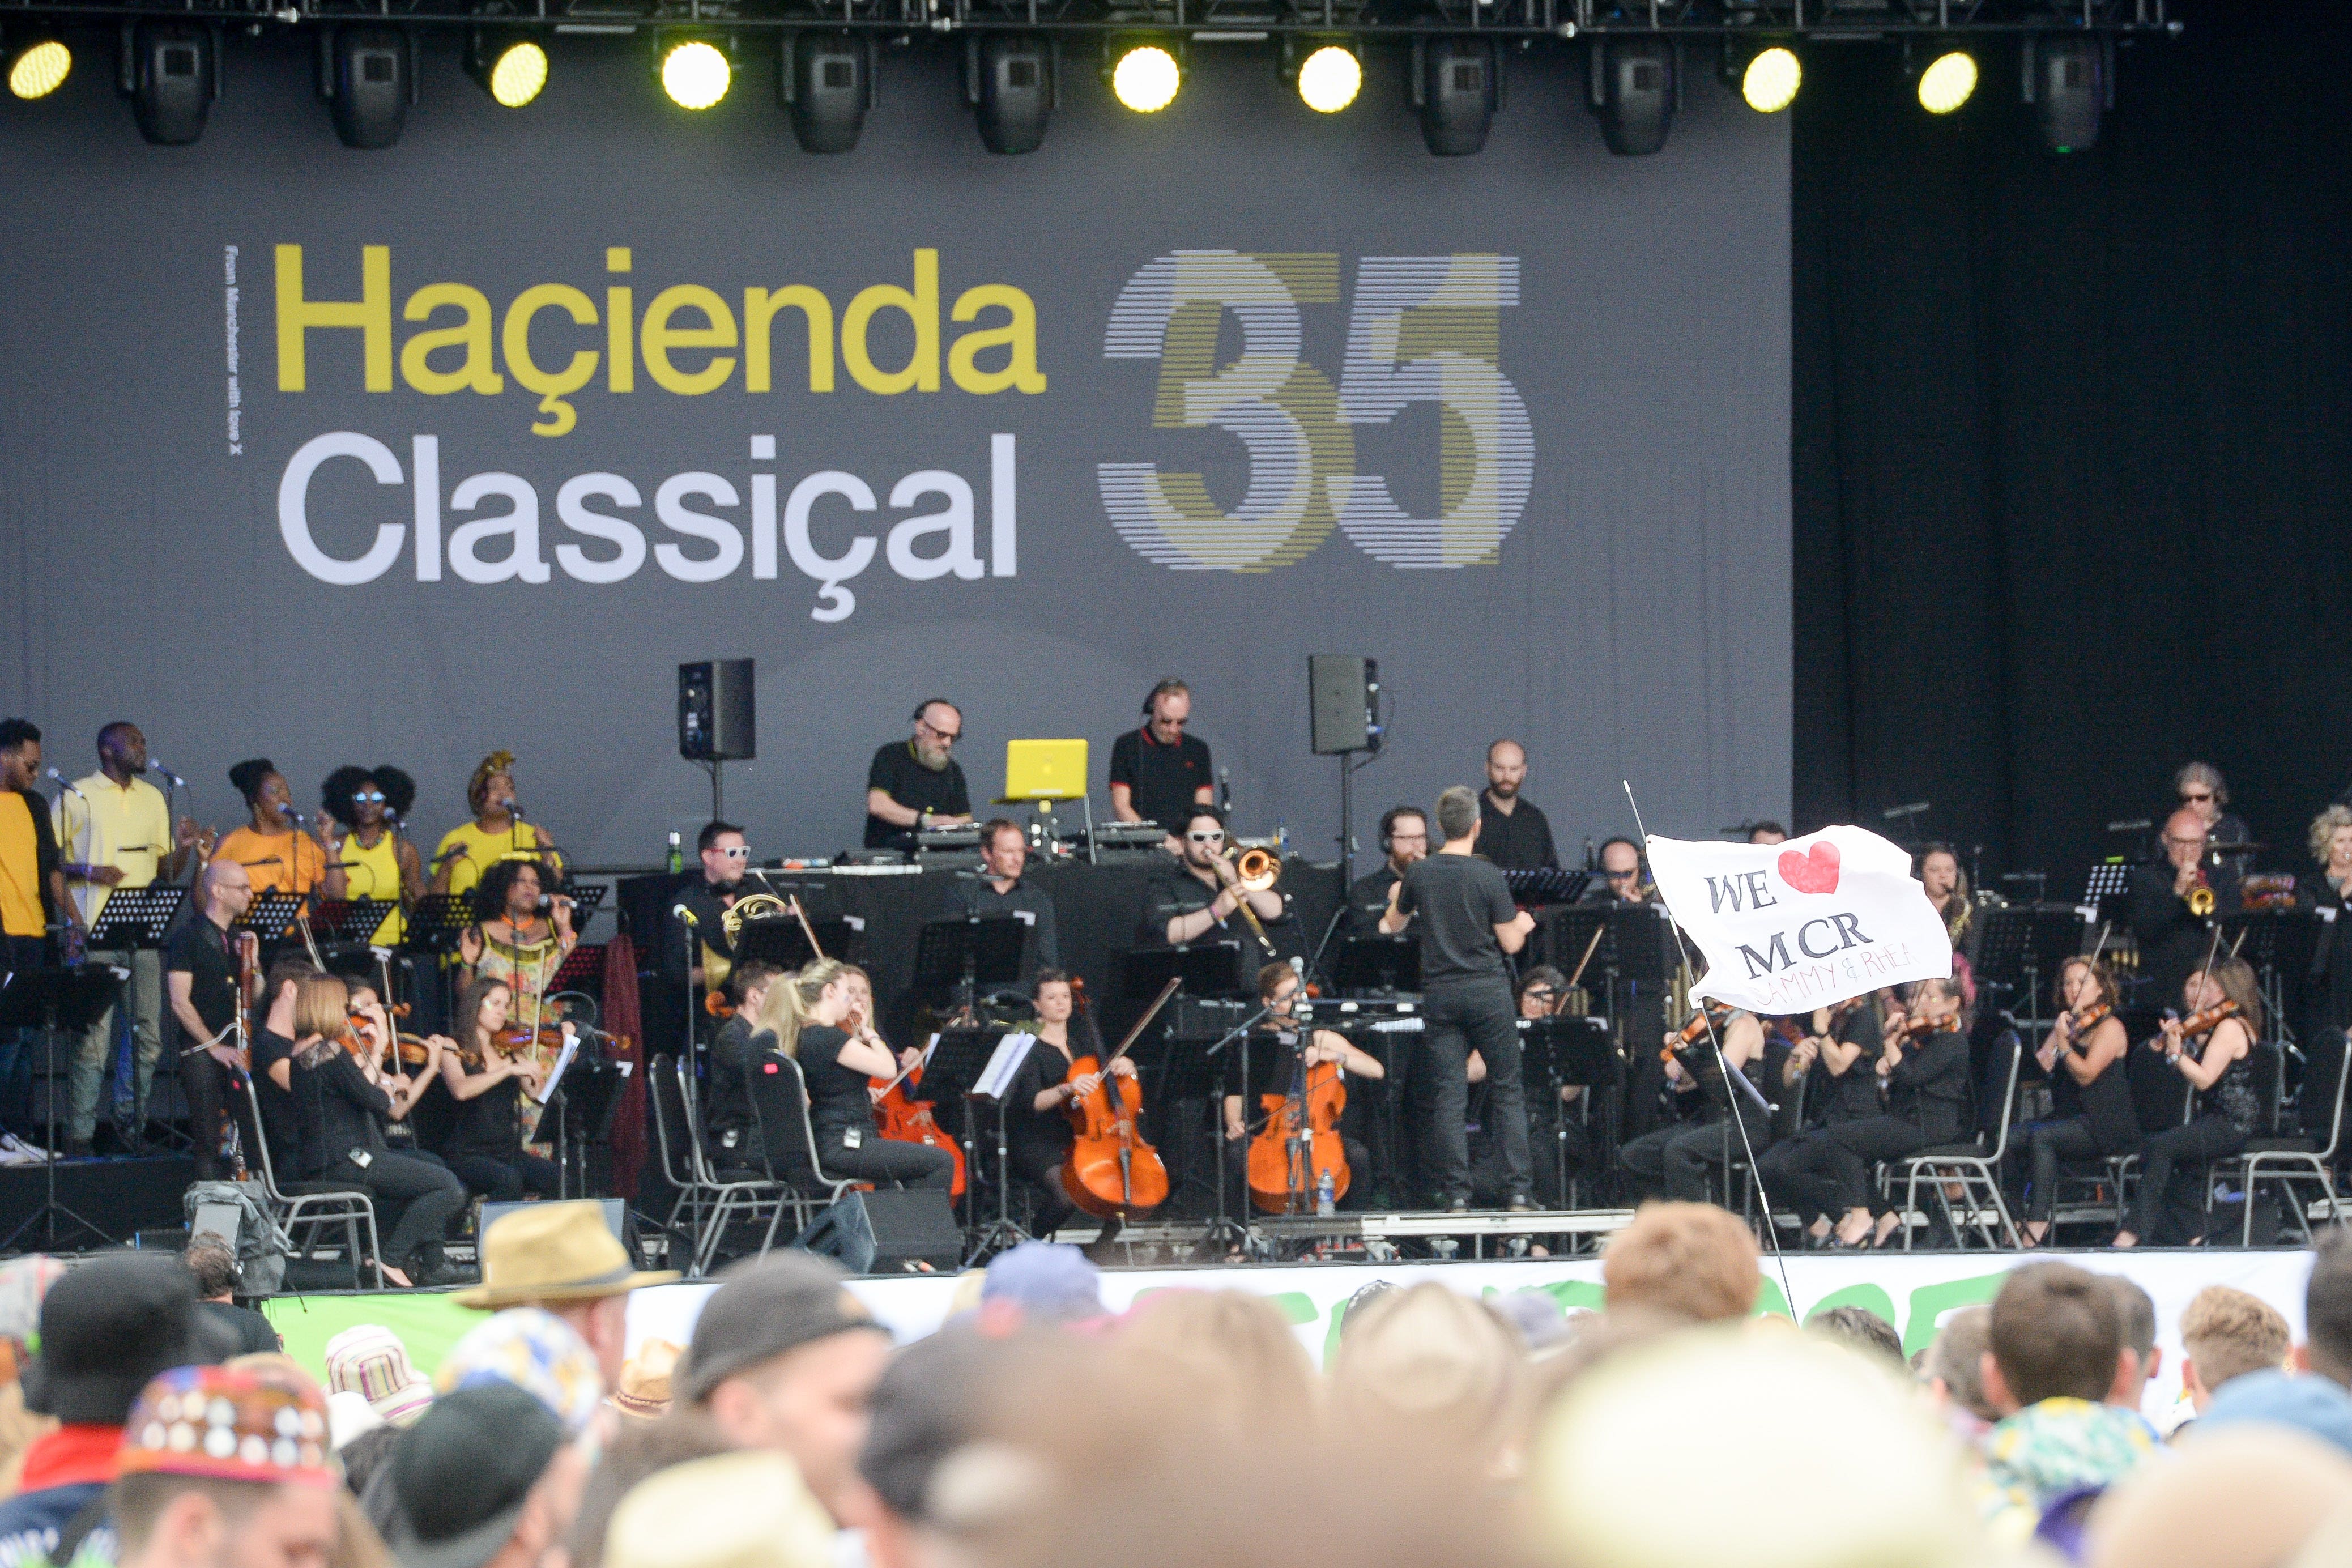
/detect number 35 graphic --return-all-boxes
[1097,251,1533,572]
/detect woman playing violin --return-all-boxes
[1224,962,1384,1215]
[2021,957,2135,1246]
[1003,967,1125,1237]
[2113,960,2262,1249]
[1753,991,1886,1247]
[1817,978,1971,1249]
[321,765,424,945]
[436,975,559,1203]
[344,977,445,1153]
[214,759,339,899]
[755,959,953,1191]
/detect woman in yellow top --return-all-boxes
[429,749,564,898]
[321,765,424,944]
[213,759,339,900]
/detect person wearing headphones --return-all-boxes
[1345,806,1431,935]
[1109,678,1215,847]
[1582,836,1656,904]
[863,699,974,853]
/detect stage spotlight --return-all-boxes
[1916,49,1975,114]
[1109,42,1179,113]
[7,35,73,100]
[320,27,415,150]
[965,33,1054,155]
[119,22,216,144]
[1740,45,1799,113]
[660,36,731,110]
[1296,42,1361,114]
[1588,36,1674,156]
[2023,34,2106,152]
[467,32,548,108]
[781,32,875,152]
[1412,35,1498,157]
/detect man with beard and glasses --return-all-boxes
[863,701,973,854]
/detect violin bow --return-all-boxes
[1105,977,1182,1071]
[787,895,826,962]
[1563,923,1606,996]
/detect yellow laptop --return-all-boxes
[1002,739,1089,802]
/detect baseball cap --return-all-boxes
[857,1331,999,1524]
[979,1242,1103,1323]
[23,1253,240,1425]
[2199,1368,2352,1458]
[679,1254,887,1405]
[385,1383,566,1568]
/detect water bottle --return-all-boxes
[666,831,684,874]
[1316,1168,1336,1217]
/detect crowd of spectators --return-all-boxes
[2,1200,2351,1568]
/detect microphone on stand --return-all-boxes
[147,757,187,789]
[45,767,87,800]
[1218,768,1232,815]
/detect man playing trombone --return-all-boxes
[1145,806,1285,954]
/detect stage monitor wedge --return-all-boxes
[679,659,756,761]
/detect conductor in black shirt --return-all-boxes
[943,818,1059,972]
[1382,785,1538,1209]
[2130,808,2240,1008]
[1109,678,1215,844]
[1343,807,1429,936]
[863,700,974,851]
[1477,740,1558,872]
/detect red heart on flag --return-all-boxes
[1777,842,1842,896]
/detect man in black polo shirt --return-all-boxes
[1109,679,1214,840]
[1383,785,1537,1211]
[943,817,1058,975]
[1477,739,1557,872]
[1144,806,1285,952]
[669,820,749,1009]
[864,700,974,852]
[164,858,259,1178]
[1343,806,1429,936]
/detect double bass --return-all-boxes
[1246,1027,1349,1215]
[1061,977,1181,1220]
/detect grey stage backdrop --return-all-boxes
[0,36,1788,867]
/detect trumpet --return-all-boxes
[1225,846,1281,956]
[2187,870,2217,919]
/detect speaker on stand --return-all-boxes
[1309,655,1382,887]
[679,659,757,819]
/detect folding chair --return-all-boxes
[743,1054,859,1262]
[2213,1030,2351,1246]
[1893,1032,2024,1250]
[238,1071,382,1289]
[674,1055,790,1275]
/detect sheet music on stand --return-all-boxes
[974,1031,1037,1101]
[237,892,310,944]
[83,885,186,949]
[535,1031,582,1105]
[1502,868,1591,905]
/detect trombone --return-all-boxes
[1226,846,1281,957]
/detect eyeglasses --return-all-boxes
[1187,830,1226,843]
[716,846,750,859]
[1523,988,1558,1003]
[1607,868,1641,881]
[353,791,385,804]
[918,719,962,744]
[2163,834,2208,849]
[2181,790,2214,803]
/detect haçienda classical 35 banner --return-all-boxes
[1,39,1789,862]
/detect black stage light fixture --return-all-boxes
[2022,33,2108,153]
[118,22,218,145]
[467,28,549,108]
[965,33,1054,155]
[1411,36,1498,157]
[780,32,876,153]
[1588,35,1675,156]
[319,26,416,149]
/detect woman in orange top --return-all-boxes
[212,759,340,900]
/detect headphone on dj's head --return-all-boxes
[1141,678,1188,718]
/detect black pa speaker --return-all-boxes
[790,1188,962,1274]
[679,659,756,761]
[1309,654,1380,756]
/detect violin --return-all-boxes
[1894,1011,1947,1041]
[867,1036,968,1201]
[2175,998,2243,1039]
[2059,1003,2114,1051]
[1061,977,1180,1220]
[1663,1002,1733,1065]
[1246,1029,1348,1215]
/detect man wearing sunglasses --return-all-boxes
[1110,678,1215,849]
[864,700,974,854]
[1148,806,1285,948]
[671,820,752,1013]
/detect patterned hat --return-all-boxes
[434,1307,604,1437]
[118,1364,335,1489]
[0,1255,67,1386]
[325,1324,434,1428]
[611,1339,681,1422]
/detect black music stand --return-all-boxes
[731,914,855,973]
[2223,909,2323,1051]
[313,898,398,946]
[1519,1015,1617,1207]
[543,1036,628,1199]
[84,885,187,954]
[402,894,474,956]
[1122,941,1247,1003]
[1502,868,1592,906]
[912,915,1028,1018]
[2082,862,2134,915]
[550,942,607,994]
[0,966,125,1252]
[957,1026,1035,1260]
[1332,934,1420,995]
[1974,905,2087,1034]
[238,891,309,946]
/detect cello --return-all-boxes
[1061,976,1181,1220]
[1246,1028,1349,1215]
[870,1045,968,1200]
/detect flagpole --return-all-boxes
[1622,781,1799,1318]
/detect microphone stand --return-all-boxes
[1201,1000,1277,1256]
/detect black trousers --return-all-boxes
[1417,979,1529,1205]
[0,933,44,1136]
[444,1149,561,1203]
[331,1149,468,1263]
[1757,1131,1842,1226]
[2026,1117,2110,1223]
[1620,1114,1766,1205]
[2129,1114,2247,1241]
[1823,1115,1931,1216]
[1008,1120,1076,1235]
[820,1124,956,1189]
[181,1049,262,1183]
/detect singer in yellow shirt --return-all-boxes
[430,750,564,898]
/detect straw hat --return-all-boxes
[612,1339,683,1422]
[453,1202,676,1309]
[604,1452,836,1568]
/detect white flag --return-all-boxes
[1643,826,1952,1015]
